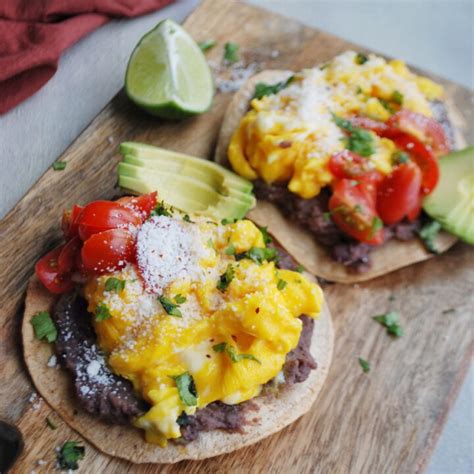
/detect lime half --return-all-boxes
[125,19,214,119]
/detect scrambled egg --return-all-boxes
[84,214,323,445]
[228,50,444,198]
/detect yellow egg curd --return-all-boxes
[84,213,323,445]
[228,50,444,199]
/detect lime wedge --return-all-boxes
[125,19,214,119]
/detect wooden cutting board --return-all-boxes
[1,0,473,472]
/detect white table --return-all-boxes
[0,1,472,472]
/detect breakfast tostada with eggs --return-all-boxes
[215,51,472,282]
[22,20,472,466]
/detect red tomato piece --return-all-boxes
[57,236,82,275]
[329,179,384,245]
[61,204,84,239]
[77,201,141,241]
[116,192,158,221]
[387,110,449,157]
[382,130,439,194]
[376,163,422,225]
[81,228,135,274]
[329,150,383,181]
[35,246,75,294]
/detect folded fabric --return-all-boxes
[0,0,175,114]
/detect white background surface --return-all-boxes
[0,0,472,472]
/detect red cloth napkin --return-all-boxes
[0,0,175,114]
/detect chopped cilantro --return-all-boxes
[356,85,363,94]
[277,279,287,290]
[174,294,187,304]
[236,246,279,265]
[30,311,57,343]
[46,416,57,430]
[57,441,85,471]
[207,238,215,249]
[354,204,363,213]
[52,161,67,171]
[295,264,305,273]
[95,303,111,322]
[171,372,197,406]
[223,42,239,63]
[418,220,441,254]
[258,226,273,245]
[391,90,404,105]
[358,357,370,373]
[355,53,369,65]
[198,39,216,52]
[183,214,192,223]
[253,76,294,100]
[378,98,395,113]
[212,342,261,364]
[393,151,410,164]
[225,243,236,255]
[373,311,404,338]
[150,201,172,217]
[388,294,396,302]
[369,216,383,238]
[158,296,182,317]
[104,277,126,293]
[333,114,375,156]
[217,264,235,292]
[221,218,237,225]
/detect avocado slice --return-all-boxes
[120,142,253,193]
[118,163,256,220]
[423,146,474,244]
[122,155,251,201]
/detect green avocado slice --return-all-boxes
[423,146,474,244]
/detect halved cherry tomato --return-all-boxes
[81,228,135,273]
[35,246,75,294]
[377,163,422,225]
[116,192,158,221]
[57,237,81,274]
[387,110,449,157]
[329,179,384,245]
[61,204,84,239]
[76,201,141,241]
[329,150,383,182]
[382,130,439,194]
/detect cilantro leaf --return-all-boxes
[258,226,273,245]
[95,303,111,321]
[369,216,383,238]
[30,311,57,343]
[277,278,287,290]
[333,114,375,156]
[355,53,369,65]
[253,76,294,100]
[225,243,236,255]
[158,296,182,317]
[104,277,126,293]
[221,218,237,225]
[295,264,305,273]
[391,90,404,105]
[150,201,172,217]
[57,441,85,470]
[223,42,239,63]
[393,151,409,164]
[52,161,67,171]
[418,220,441,254]
[171,372,197,406]
[236,247,279,265]
[198,39,216,52]
[373,311,403,338]
[174,294,187,304]
[46,416,57,430]
[212,342,261,364]
[217,264,235,292]
[358,357,370,373]
[183,214,193,223]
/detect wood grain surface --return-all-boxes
[1,0,473,472]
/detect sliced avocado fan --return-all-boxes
[423,146,474,245]
[118,142,256,221]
